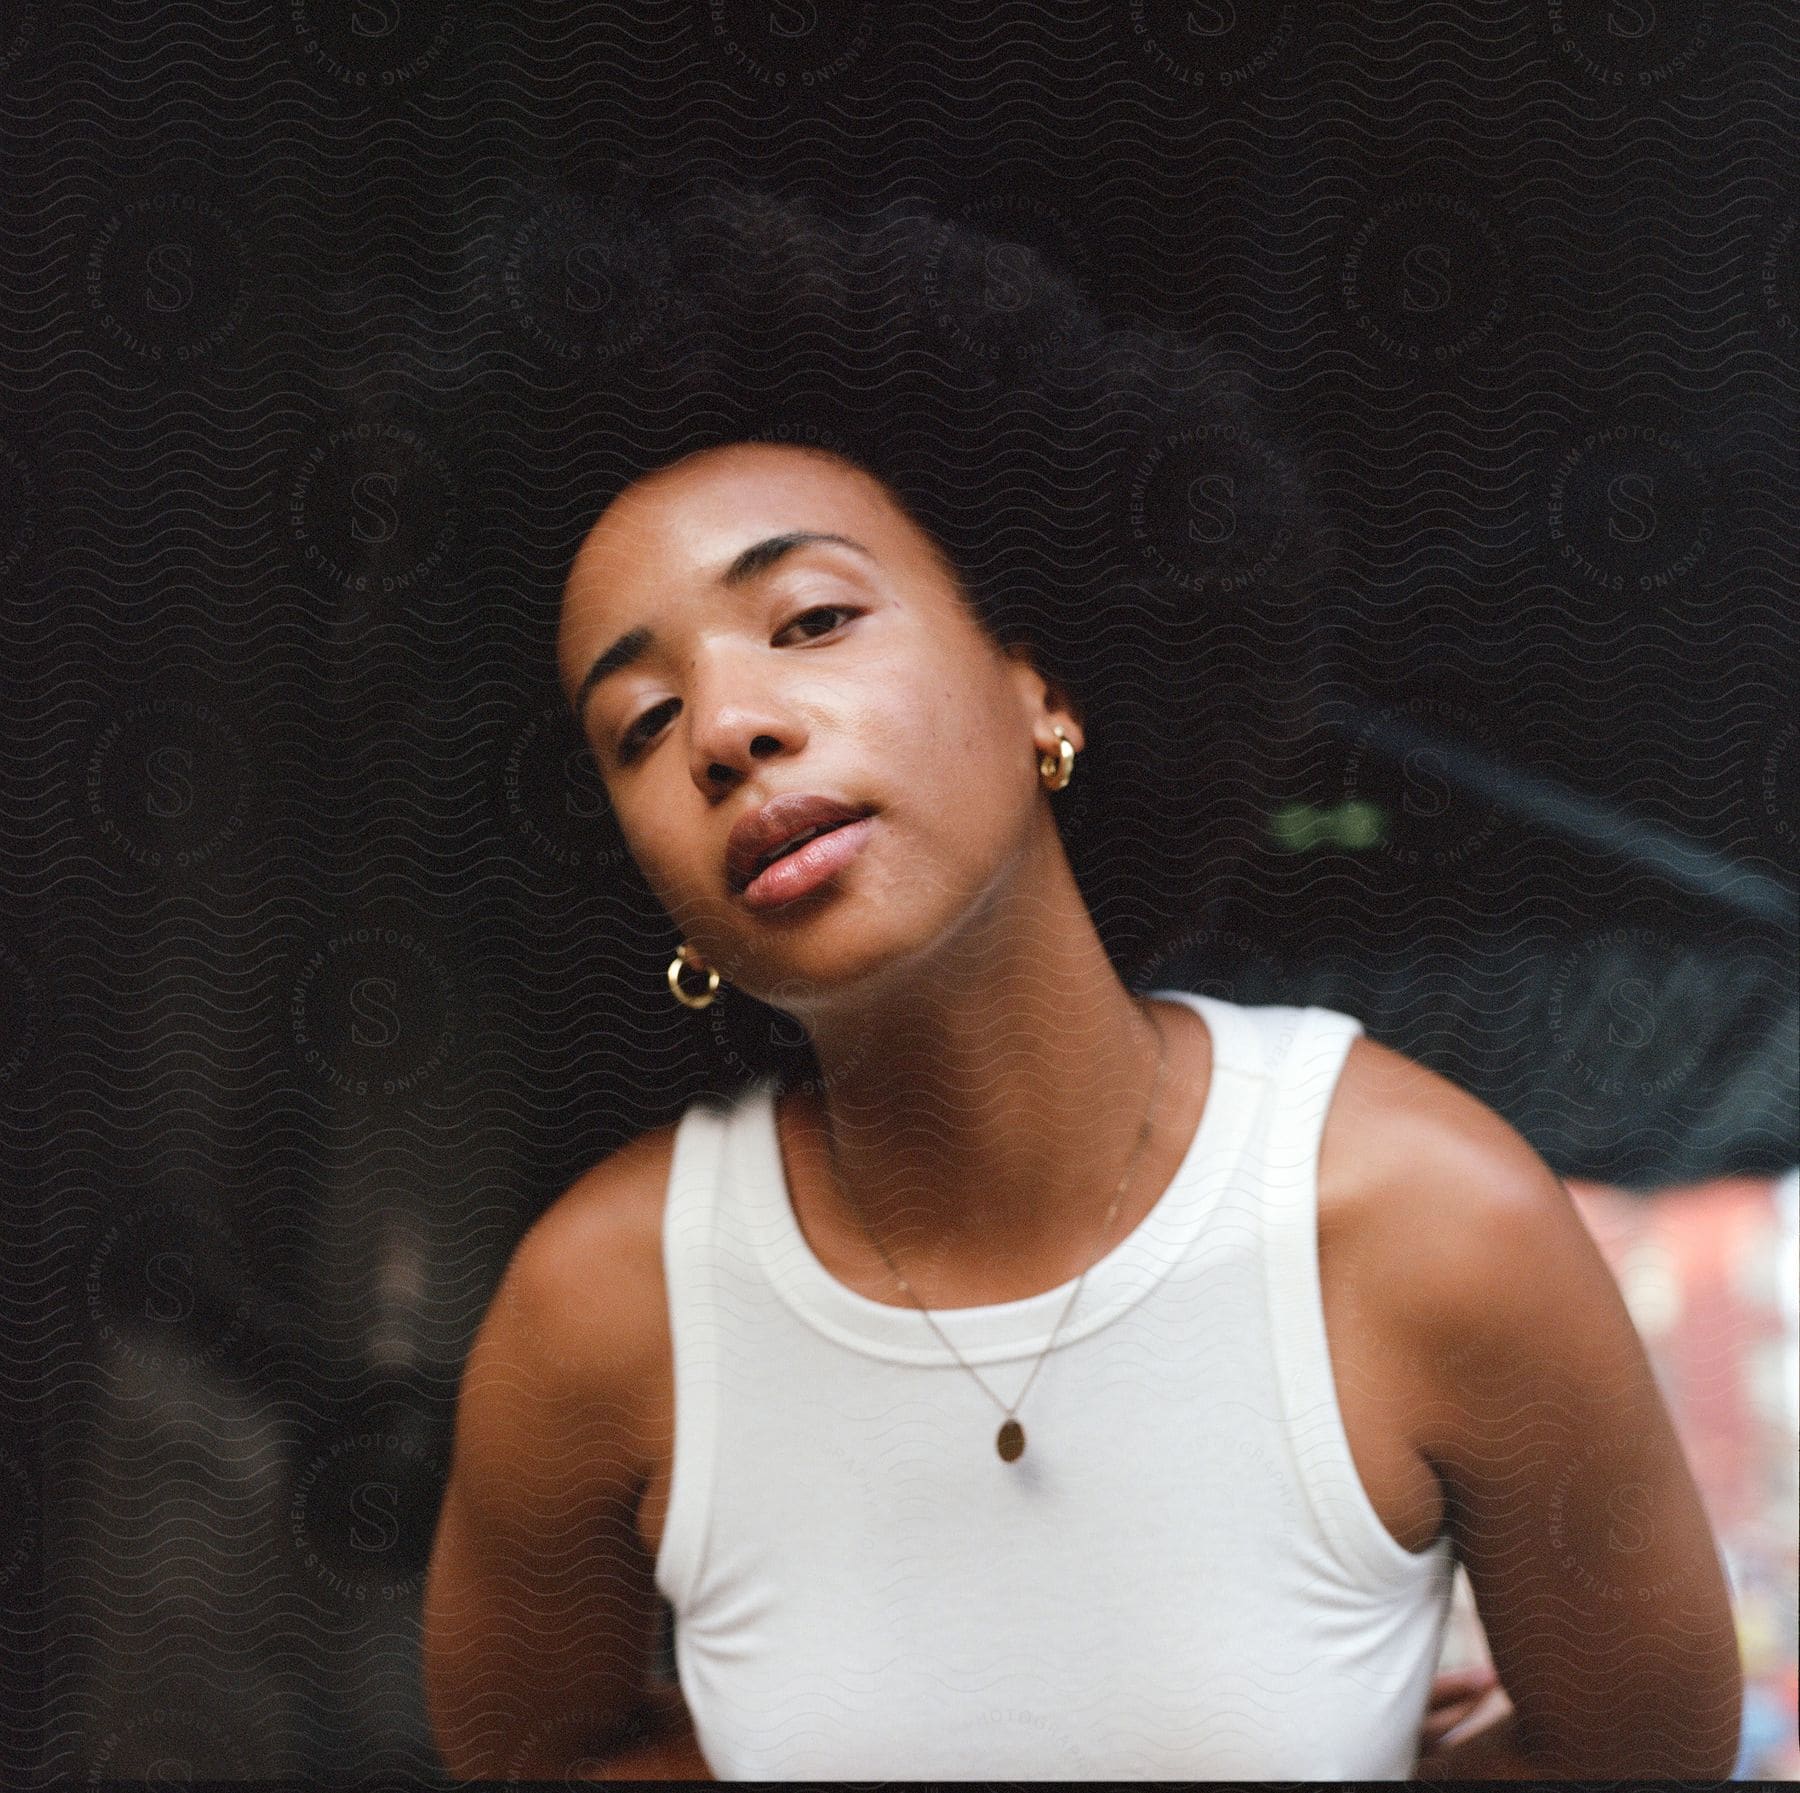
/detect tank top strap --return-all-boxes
[1147,985,1269,1083]
[1253,1005,1450,1586]
[653,1089,742,1614]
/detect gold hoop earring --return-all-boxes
[667,943,720,1009]
[1038,722,1076,792]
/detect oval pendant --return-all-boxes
[996,1417,1025,1462]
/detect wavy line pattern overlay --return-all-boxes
[3,0,1794,1781]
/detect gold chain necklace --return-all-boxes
[815,1002,1170,1462]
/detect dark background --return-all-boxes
[3,1,1794,1780]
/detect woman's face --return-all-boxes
[557,442,1074,1009]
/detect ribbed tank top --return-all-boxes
[652,991,1457,1780]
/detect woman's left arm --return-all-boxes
[1358,1054,1744,1780]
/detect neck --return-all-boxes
[780,832,1192,1293]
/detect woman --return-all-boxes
[421,181,1741,1780]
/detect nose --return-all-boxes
[685,651,806,794]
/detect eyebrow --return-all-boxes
[573,530,874,723]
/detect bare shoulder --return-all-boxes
[1322,1032,1539,1207]
[515,1122,680,1293]
[447,1119,681,1513]
[1317,1032,1582,1376]
[491,1121,681,1406]
[1323,1030,1631,1361]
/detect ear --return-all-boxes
[999,638,1085,750]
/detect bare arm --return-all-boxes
[575,1679,714,1781]
[1415,1683,1543,1780]
[1349,1044,1743,1779]
[421,1134,698,1779]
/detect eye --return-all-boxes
[774,602,858,644]
[616,697,677,764]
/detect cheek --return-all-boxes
[611,795,702,907]
[944,669,1027,782]
[877,652,1011,764]
[859,682,981,810]
[870,668,1032,852]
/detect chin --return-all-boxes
[729,893,933,1010]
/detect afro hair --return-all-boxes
[503,172,1338,1074]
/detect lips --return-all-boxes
[725,792,875,896]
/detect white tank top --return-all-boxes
[652,991,1457,1780]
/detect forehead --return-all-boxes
[561,443,921,633]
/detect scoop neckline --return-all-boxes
[742,989,1247,1365]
